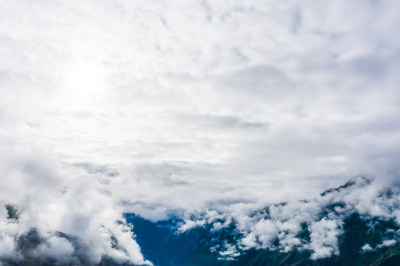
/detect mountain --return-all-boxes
[125,213,400,266]
[2,177,400,265]
[125,177,400,266]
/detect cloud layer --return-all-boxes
[0,140,149,264]
[1,0,400,263]
[178,177,400,260]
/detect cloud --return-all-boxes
[0,140,150,264]
[33,236,76,263]
[176,176,400,259]
[1,0,400,262]
[308,218,342,259]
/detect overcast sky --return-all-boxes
[1,0,400,263]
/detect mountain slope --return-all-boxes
[126,177,400,266]
[126,213,400,266]
[2,177,400,265]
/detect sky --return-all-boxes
[1,0,400,264]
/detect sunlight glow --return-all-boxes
[63,61,106,107]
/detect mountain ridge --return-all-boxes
[1,177,400,265]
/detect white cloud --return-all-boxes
[308,218,342,259]
[378,239,397,248]
[1,0,400,261]
[361,243,373,252]
[0,140,150,264]
[33,236,76,263]
[176,176,400,258]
